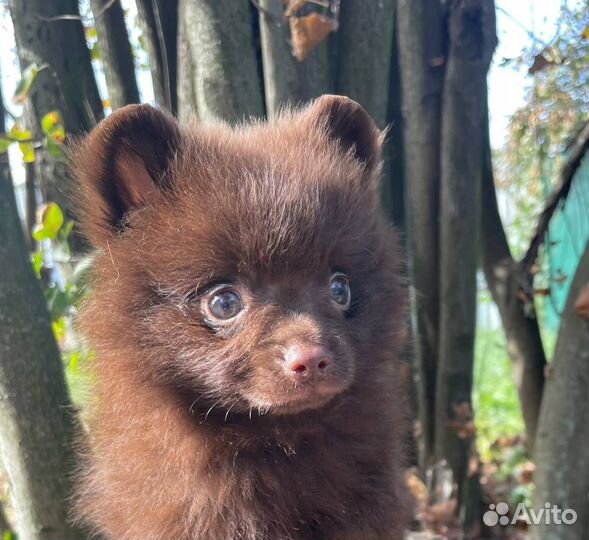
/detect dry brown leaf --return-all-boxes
[405,469,428,510]
[447,401,476,440]
[517,461,535,484]
[289,13,337,61]
[424,499,458,533]
[574,282,589,319]
[534,287,551,297]
[529,52,558,74]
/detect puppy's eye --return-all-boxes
[204,287,243,320]
[329,273,351,310]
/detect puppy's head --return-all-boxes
[76,96,404,417]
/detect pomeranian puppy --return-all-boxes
[74,95,410,540]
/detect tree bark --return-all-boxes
[9,0,103,133]
[481,100,545,450]
[381,10,405,230]
[336,0,394,129]
[136,0,179,114]
[177,0,198,121]
[9,0,103,241]
[90,0,140,110]
[184,0,265,122]
[533,242,589,540]
[435,0,496,497]
[396,0,445,466]
[258,0,330,118]
[0,86,87,540]
[25,161,38,251]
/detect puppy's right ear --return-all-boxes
[74,104,181,247]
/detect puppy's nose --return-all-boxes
[283,345,332,377]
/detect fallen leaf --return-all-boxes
[405,469,428,510]
[528,52,558,74]
[289,13,337,61]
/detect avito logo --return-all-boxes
[483,502,577,527]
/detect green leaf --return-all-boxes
[46,137,66,160]
[62,220,75,240]
[68,350,81,373]
[32,251,44,278]
[46,288,73,322]
[41,112,55,134]
[52,313,70,338]
[41,111,64,137]
[9,124,32,141]
[90,41,101,61]
[0,137,11,153]
[32,202,64,241]
[18,141,35,163]
[13,62,46,104]
[86,26,97,40]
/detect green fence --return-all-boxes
[544,151,589,330]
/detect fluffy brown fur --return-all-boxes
[73,95,411,540]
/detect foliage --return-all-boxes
[496,3,589,259]
[474,329,534,509]
[0,65,66,163]
[12,62,47,104]
[3,63,78,371]
[30,202,93,393]
[473,329,525,460]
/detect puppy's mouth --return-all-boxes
[249,377,350,415]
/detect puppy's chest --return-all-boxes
[202,437,357,531]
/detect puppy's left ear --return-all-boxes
[303,95,383,175]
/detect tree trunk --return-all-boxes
[0,88,87,540]
[136,0,179,114]
[336,0,394,129]
[396,0,445,467]
[177,0,198,121]
[25,161,38,251]
[258,0,330,118]
[9,0,103,133]
[184,0,265,122]
[90,0,140,110]
[435,0,496,502]
[9,0,103,242]
[480,100,545,450]
[381,10,405,230]
[532,242,589,540]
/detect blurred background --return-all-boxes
[0,1,588,539]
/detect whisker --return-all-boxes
[204,399,223,421]
[189,398,199,415]
[224,399,239,422]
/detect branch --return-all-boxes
[495,6,548,48]
[521,120,589,270]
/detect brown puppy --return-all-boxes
[74,95,411,540]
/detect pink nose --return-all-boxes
[283,345,333,377]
